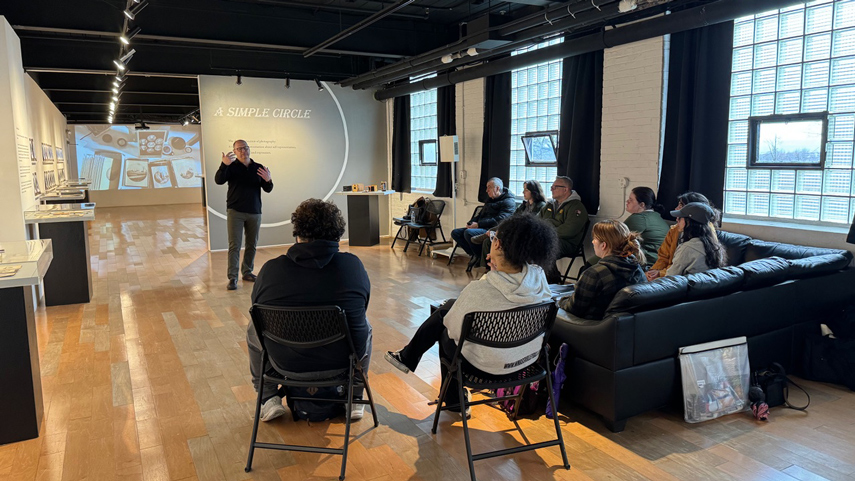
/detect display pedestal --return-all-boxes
[337,191,395,247]
[38,221,93,306]
[0,285,43,445]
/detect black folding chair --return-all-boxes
[391,205,418,250]
[245,305,379,481]
[403,199,447,256]
[447,205,484,265]
[430,302,570,481]
[560,219,591,284]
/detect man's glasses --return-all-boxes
[551,185,567,190]
[235,146,250,152]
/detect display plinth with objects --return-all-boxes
[0,239,53,445]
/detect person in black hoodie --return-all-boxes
[451,177,516,271]
[247,199,371,422]
[558,220,646,320]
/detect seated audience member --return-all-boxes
[646,192,717,280]
[557,220,646,320]
[539,176,588,282]
[474,179,548,268]
[666,202,726,277]
[623,187,670,266]
[451,177,516,271]
[246,199,371,422]
[386,215,559,414]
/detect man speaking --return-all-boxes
[215,139,273,290]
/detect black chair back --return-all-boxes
[459,302,558,351]
[250,304,356,356]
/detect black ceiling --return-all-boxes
[1,0,708,124]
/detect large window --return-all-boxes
[410,87,438,192]
[724,0,855,224]
[510,39,563,197]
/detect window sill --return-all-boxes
[722,215,850,235]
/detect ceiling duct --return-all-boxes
[465,14,517,50]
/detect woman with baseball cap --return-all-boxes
[666,202,726,276]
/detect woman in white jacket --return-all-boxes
[667,202,726,276]
[385,215,559,413]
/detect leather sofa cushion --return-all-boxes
[717,231,752,266]
[685,266,744,301]
[788,253,851,279]
[740,256,790,289]
[745,240,846,262]
[606,276,688,315]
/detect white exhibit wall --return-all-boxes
[0,17,34,241]
[26,75,69,201]
[199,76,388,250]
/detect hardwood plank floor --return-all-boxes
[3,204,855,481]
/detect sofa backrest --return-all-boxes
[718,231,752,265]
[744,239,846,262]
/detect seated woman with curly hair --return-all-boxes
[385,215,559,415]
[246,199,371,422]
[558,220,647,320]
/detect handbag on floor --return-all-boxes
[752,362,810,410]
[679,337,750,423]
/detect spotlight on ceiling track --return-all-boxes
[120,26,141,45]
[115,71,127,82]
[124,0,148,20]
[113,49,136,70]
[285,76,290,89]
[182,119,189,126]
[112,95,120,102]
[315,78,324,91]
[236,75,242,85]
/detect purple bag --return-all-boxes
[546,343,569,419]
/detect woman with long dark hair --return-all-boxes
[646,191,719,280]
[558,220,646,320]
[666,203,726,276]
[624,186,669,266]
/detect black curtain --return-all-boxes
[848,215,855,244]
[479,71,512,203]
[433,84,456,198]
[658,22,734,214]
[391,95,411,193]
[557,50,604,215]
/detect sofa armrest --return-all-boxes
[552,309,635,371]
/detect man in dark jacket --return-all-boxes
[451,177,516,269]
[214,140,274,290]
[247,199,371,422]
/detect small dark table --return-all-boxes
[337,191,395,247]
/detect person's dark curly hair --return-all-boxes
[494,215,559,271]
[291,199,346,242]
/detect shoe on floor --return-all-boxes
[227,278,238,290]
[260,396,287,422]
[242,273,257,282]
[385,350,410,374]
[447,388,472,419]
[350,403,365,421]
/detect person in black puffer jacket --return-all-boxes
[451,177,516,270]
[558,220,647,320]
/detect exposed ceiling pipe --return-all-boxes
[374,0,807,100]
[229,0,428,19]
[12,26,405,59]
[25,67,198,79]
[351,0,622,89]
[339,0,618,88]
[303,0,416,58]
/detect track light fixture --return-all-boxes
[112,95,120,102]
[182,119,189,126]
[124,0,148,20]
[120,26,141,45]
[236,75,242,85]
[113,49,136,70]
[315,78,324,91]
[285,76,290,89]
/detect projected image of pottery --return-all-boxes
[123,159,150,188]
[137,131,168,157]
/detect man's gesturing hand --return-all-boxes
[257,166,271,182]
[222,151,236,165]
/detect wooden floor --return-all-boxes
[2,204,855,481]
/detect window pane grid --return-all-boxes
[510,39,563,196]
[726,1,855,224]
[409,84,438,191]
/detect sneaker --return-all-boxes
[350,404,365,421]
[385,350,410,374]
[447,388,472,419]
[260,396,287,422]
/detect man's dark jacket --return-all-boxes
[469,187,516,229]
[250,240,371,372]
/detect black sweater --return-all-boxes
[214,159,273,214]
[250,240,371,372]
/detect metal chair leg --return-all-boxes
[431,369,454,434]
[244,361,266,473]
[391,225,406,249]
[544,358,571,470]
[447,246,458,266]
[360,367,380,428]
[339,359,356,481]
[457,368,477,481]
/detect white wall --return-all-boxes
[26,75,69,202]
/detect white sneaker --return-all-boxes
[260,396,287,422]
[350,404,365,421]
[448,388,472,419]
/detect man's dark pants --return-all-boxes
[451,227,488,260]
[227,208,262,280]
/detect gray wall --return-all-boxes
[199,75,388,250]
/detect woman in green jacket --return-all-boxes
[623,186,670,267]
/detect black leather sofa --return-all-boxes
[551,231,854,432]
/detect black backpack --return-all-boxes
[285,385,346,422]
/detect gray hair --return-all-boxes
[487,177,504,190]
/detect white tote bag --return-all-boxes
[679,336,750,423]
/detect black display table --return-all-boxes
[38,221,93,306]
[337,191,395,247]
